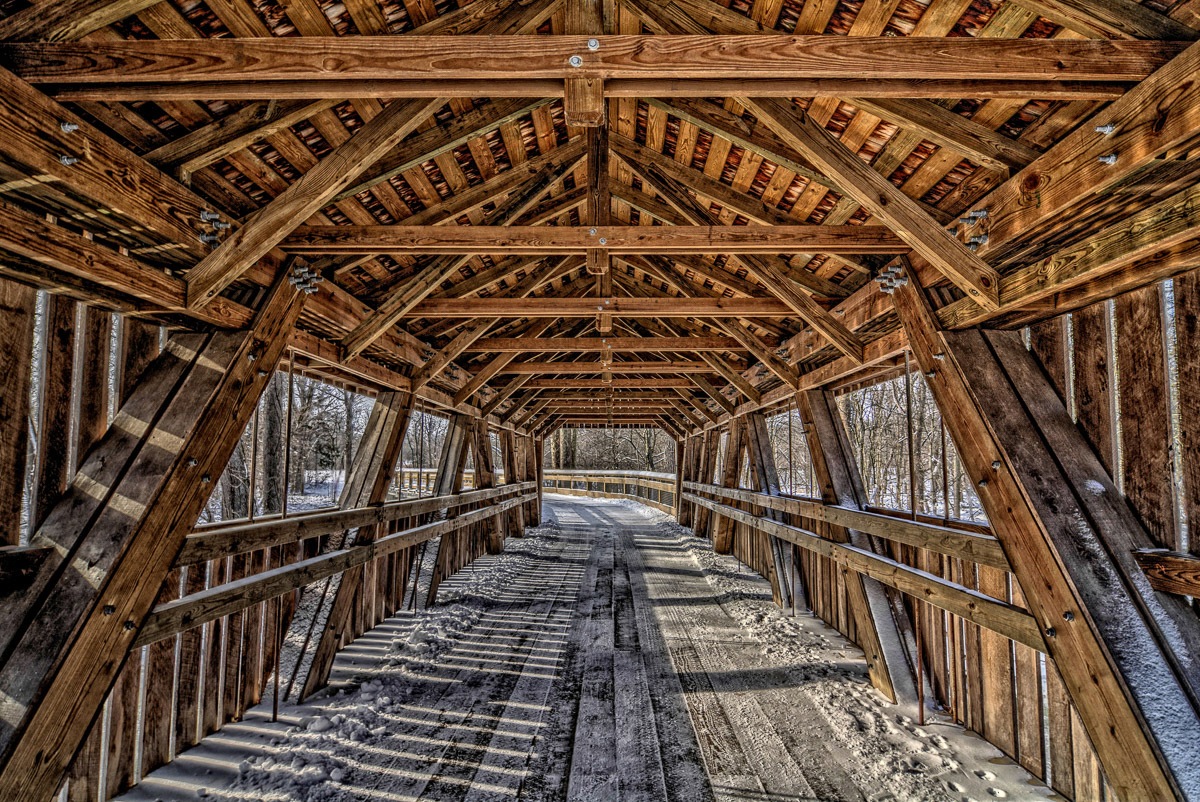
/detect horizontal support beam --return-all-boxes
[46,79,1131,102]
[409,297,794,317]
[179,482,534,565]
[685,493,1042,651]
[137,493,535,645]
[466,336,742,352]
[282,224,908,255]
[686,482,1008,571]
[1133,549,1200,597]
[524,378,695,388]
[5,36,1178,83]
[497,361,714,374]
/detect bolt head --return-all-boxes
[587,38,600,51]
[569,55,584,68]
[123,620,136,631]
[991,460,1001,470]
[103,604,116,616]
[598,237,608,245]
[1045,626,1056,638]
[1063,611,1075,622]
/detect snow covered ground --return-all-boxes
[118,495,1058,802]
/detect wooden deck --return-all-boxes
[116,497,1050,802]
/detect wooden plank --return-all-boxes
[0,275,306,802]
[283,223,907,255]
[32,295,76,531]
[7,37,1177,83]
[186,97,443,308]
[1177,269,1200,548]
[1072,302,1116,473]
[0,0,160,45]
[745,97,1000,309]
[1114,284,1177,549]
[1134,549,1200,596]
[0,279,36,545]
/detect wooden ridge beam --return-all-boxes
[465,335,740,352]
[410,297,794,317]
[186,97,444,308]
[496,360,715,373]
[282,223,908,255]
[745,97,1001,310]
[5,37,1179,84]
[525,378,694,389]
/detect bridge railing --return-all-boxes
[542,469,676,514]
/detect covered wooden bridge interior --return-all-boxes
[1,0,1199,798]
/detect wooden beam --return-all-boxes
[718,319,798,388]
[0,0,159,43]
[699,353,761,403]
[7,37,1178,83]
[496,360,714,373]
[689,374,737,416]
[892,271,1198,800]
[186,96,443,308]
[299,390,416,698]
[47,78,1130,102]
[412,317,500,389]
[0,273,306,802]
[1010,0,1198,40]
[1133,550,1200,597]
[525,378,694,389]
[481,374,533,416]
[283,223,907,255]
[745,97,1001,309]
[465,336,741,352]
[410,297,793,317]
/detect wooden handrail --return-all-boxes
[685,481,1009,571]
[685,493,1042,652]
[177,482,536,566]
[139,493,536,646]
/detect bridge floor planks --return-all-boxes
[116,496,1051,802]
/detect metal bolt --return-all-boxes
[598,237,608,245]
[1098,153,1118,165]
[60,122,80,133]
[587,38,600,51]
[247,352,258,362]
[59,154,79,166]
[202,474,211,484]
[978,478,988,488]
[933,353,945,361]
[187,457,198,467]
[1063,611,1075,622]
[123,620,136,631]
[200,233,220,245]
[200,210,221,222]
[212,221,231,230]
[1045,626,1056,638]
[968,235,989,247]
[303,286,318,295]
[991,460,1001,470]
[102,604,116,616]
[925,370,936,379]
[1094,123,1117,136]
[569,55,584,68]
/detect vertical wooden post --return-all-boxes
[712,420,745,554]
[743,411,793,610]
[0,273,305,802]
[798,389,910,705]
[471,419,503,554]
[691,428,720,538]
[0,279,36,545]
[298,390,415,700]
[425,413,473,606]
[893,271,1197,801]
[672,437,684,518]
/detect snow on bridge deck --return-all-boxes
[117,496,1051,802]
